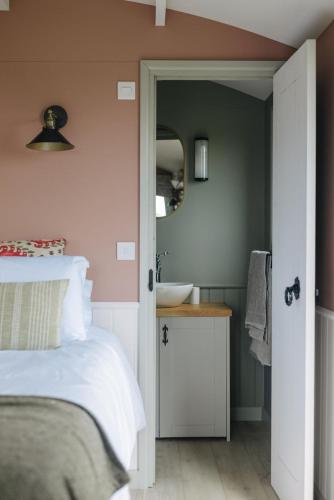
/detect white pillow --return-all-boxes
[83,279,93,330]
[0,256,89,342]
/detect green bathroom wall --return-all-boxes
[157,80,268,286]
[157,80,270,414]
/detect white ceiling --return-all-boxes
[214,80,273,100]
[126,0,334,47]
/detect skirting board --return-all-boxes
[232,406,264,421]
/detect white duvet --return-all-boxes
[0,325,145,499]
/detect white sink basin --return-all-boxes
[156,282,193,307]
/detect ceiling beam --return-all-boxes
[155,0,166,26]
[0,0,9,10]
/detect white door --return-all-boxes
[272,40,316,500]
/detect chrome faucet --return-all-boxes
[156,251,169,283]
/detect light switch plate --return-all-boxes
[117,81,136,100]
[117,242,136,261]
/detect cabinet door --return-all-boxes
[159,317,228,438]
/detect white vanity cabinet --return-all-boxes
[156,303,232,440]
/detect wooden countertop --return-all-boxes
[156,303,232,318]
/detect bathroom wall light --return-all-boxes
[194,138,208,181]
[26,105,74,152]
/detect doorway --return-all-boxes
[138,46,316,500]
[155,76,273,498]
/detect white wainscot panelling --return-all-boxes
[92,302,140,480]
[315,307,334,500]
[92,302,139,374]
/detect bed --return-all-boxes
[0,325,145,500]
[0,253,145,500]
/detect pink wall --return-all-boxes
[0,0,293,301]
[317,21,334,311]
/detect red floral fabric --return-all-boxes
[0,239,66,257]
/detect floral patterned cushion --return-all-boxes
[0,238,66,257]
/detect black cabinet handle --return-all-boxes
[148,269,154,292]
[162,325,168,346]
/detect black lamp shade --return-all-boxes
[26,128,74,151]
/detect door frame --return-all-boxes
[139,59,283,488]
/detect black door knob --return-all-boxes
[285,277,300,306]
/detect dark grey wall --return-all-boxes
[157,81,268,287]
[156,81,271,413]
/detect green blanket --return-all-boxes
[0,397,129,500]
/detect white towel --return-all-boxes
[245,251,272,366]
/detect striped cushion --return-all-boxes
[0,280,69,350]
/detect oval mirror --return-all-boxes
[156,126,185,218]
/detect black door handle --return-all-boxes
[148,269,154,292]
[285,277,300,306]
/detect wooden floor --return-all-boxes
[131,422,278,500]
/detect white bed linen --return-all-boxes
[0,256,90,342]
[0,325,145,499]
